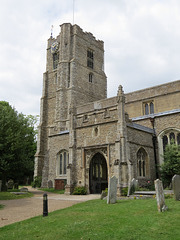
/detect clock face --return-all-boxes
[51,41,59,54]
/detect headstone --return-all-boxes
[7,179,14,189]
[0,180,2,192]
[48,180,53,188]
[154,179,168,212]
[172,175,180,201]
[128,178,139,196]
[20,187,28,192]
[107,176,118,204]
[101,191,107,200]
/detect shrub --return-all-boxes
[31,176,42,188]
[121,187,128,196]
[72,186,87,195]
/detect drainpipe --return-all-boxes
[150,117,159,178]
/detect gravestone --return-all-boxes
[0,180,2,192]
[107,176,117,204]
[7,179,14,189]
[20,187,28,192]
[172,175,180,201]
[128,178,139,196]
[154,179,168,212]
[48,180,53,188]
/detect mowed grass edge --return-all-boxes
[0,198,179,240]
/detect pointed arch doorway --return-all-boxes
[89,153,108,194]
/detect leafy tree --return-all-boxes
[160,142,180,187]
[0,101,37,189]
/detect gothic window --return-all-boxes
[170,132,175,143]
[89,73,93,83]
[137,148,147,177]
[163,135,168,152]
[177,133,180,145]
[87,49,94,69]
[144,101,154,115]
[57,150,68,175]
[53,53,59,69]
[150,102,154,114]
[145,103,149,115]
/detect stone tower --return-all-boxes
[34,23,107,179]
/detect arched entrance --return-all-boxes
[89,153,108,194]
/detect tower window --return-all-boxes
[87,50,94,69]
[53,53,59,69]
[89,73,93,83]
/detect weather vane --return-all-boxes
[51,25,53,38]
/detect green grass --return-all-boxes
[0,191,33,200]
[0,198,179,240]
[39,188,65,194]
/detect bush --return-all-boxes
[121,187,128,196]
[72,186,87,195]
[31,176,42,188]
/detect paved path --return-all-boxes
[0,187,100,228]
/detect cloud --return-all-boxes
[0,0,180,115]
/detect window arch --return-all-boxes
[150,102,154,114]
[137,148,148,177]
[145,103,149,115]
[57,150,69,176]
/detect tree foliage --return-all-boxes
[160,142,180,187]
[0,101,37,189]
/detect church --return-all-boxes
[34,23,180,195]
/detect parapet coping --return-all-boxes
[132,108,180,121]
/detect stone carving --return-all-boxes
[107,176,118,204]
[154,179,168,212]
[128,178,139,196]
[172,175,180,201]
[114,159,119,165]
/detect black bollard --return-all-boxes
[43,193,48,217]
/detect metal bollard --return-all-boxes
[43,193,48,217]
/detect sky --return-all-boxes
[1,0,180,116]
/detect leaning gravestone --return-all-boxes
[107,176,118,204]
[0,180,2,192]
[154,179,168,212]
[7,179,14,189]
[172,175,180,201]
[128,178,138,196]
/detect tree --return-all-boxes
[160,142,180,187]
[0,101,37,189]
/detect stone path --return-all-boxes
[0,187,100,228]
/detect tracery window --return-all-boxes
[137,148,148,177]
[162,131,180,152]
[57,150,69,175]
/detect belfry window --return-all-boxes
[57,150,68,175]
[89,73,93,83]
[87,50,94,69]
[53,53,59,69]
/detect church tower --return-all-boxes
[34,23,107,178]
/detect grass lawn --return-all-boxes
[0,198,179,240]
[40,188,65,194]
[0,191,33,200]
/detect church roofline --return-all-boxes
[132,108,180,121]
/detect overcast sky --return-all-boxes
[1,0,180,116]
